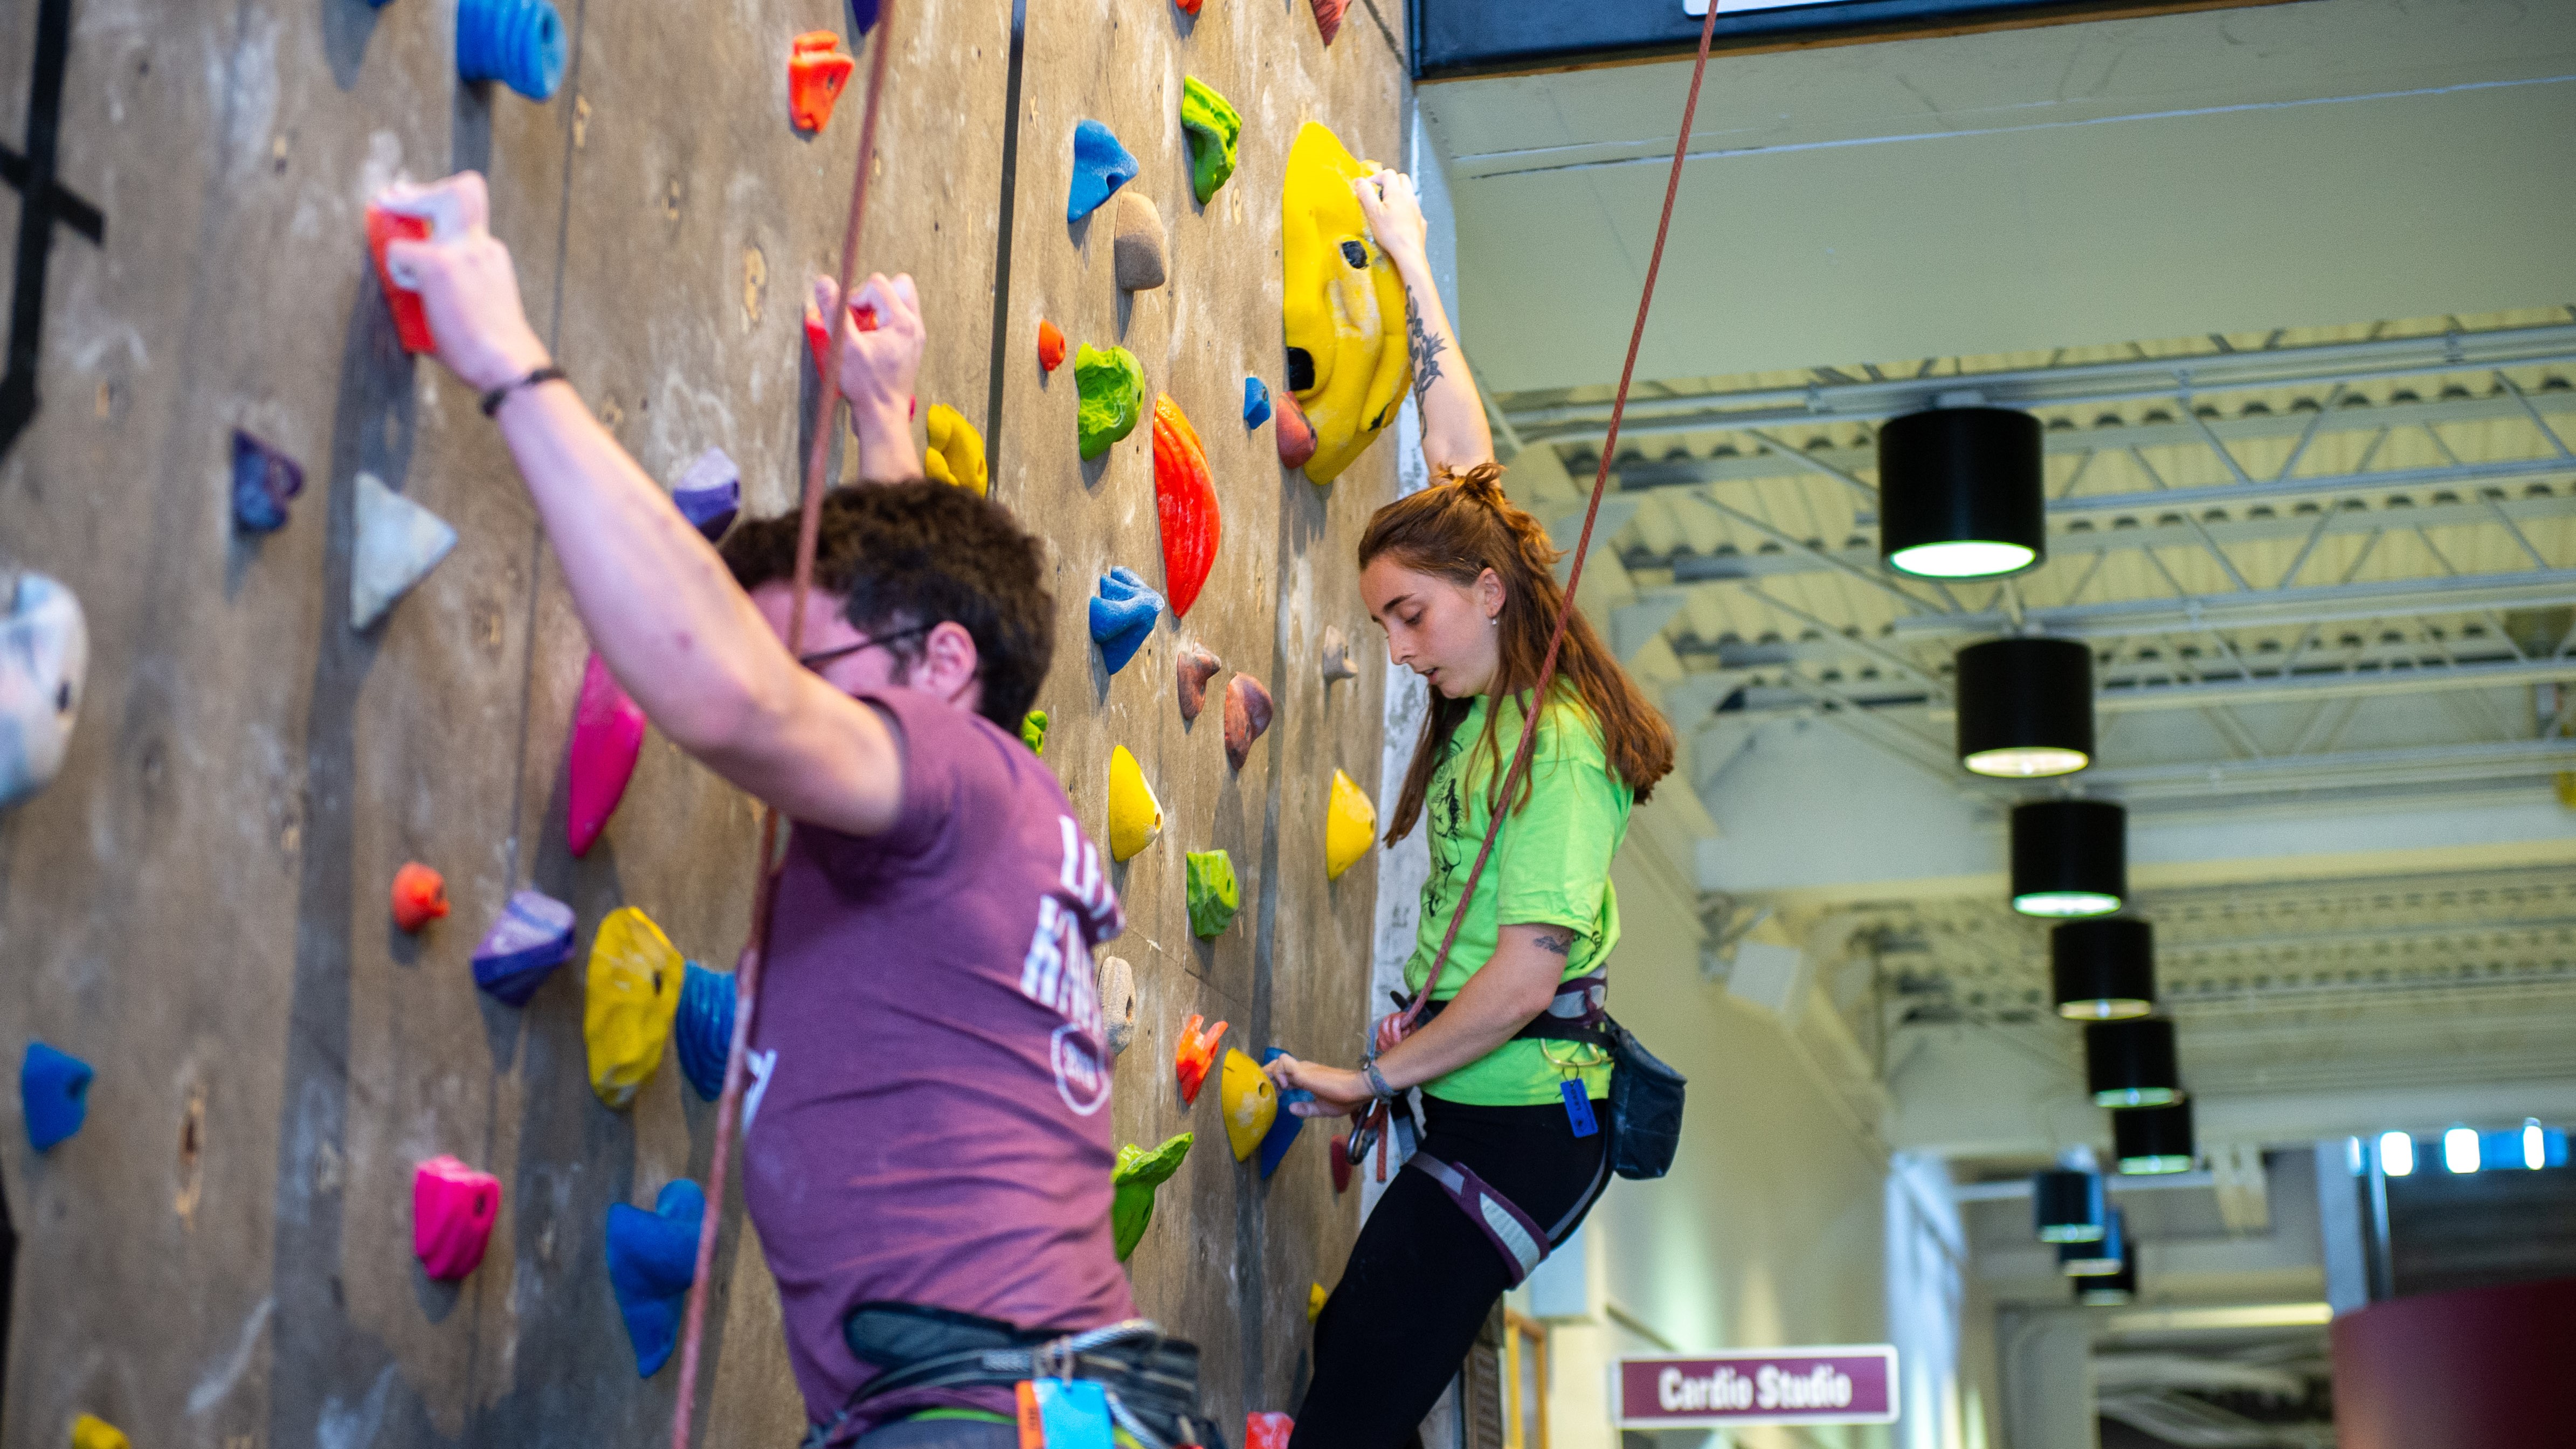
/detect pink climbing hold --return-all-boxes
[1247,1413,1295,1449]
[567,652,646,857]
[413,1154,501,1280]
[1176,642,1223,723]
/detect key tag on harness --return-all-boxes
[1560,1079,1599,1139]
[1016,1379,1115,1449]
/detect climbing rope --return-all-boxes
[666,5,897,1445]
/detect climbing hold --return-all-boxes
[351,472,457,630]
[1175,0,1203,14]
[585,906,685,1110]
[1089,567,1161,676]
[1274,391,1317,470]
[1151,396,1220,616]
[1326,770,1377,881]
[1075,344,1145,459]
[606,1178,705,1377]
[1020,709,1048,755]
[673,960,736,1101]
[567,653,646,858]
[848,0,879,32]
[1328,1134,1352,1194]
[1247,1412,1296,1449]
[1309,1282,1327,1321]
[1067,120,1139,223]
[1096,954,1136,1057]
[1220,1048,1276,1162]
[1256,1046,1308,1178]
[471,888,577,1007]
[21,1042,92,1152]
[1281,122,1411,482]
[787,31,855,133]
[1113,191,1168,293]
[1108,745,1163,862]
[1186,850,1240,938]
[1180,78,1242,205]
[413,1154,502,1280]
[391,862,450,932]
[1111,1132,1192,1261]
[1320,624,1358,683]
[1242,377,1272,430]
[231,429,305,533]
[70,1416,128,1449]
[1037,318,1067,373]
[671,447,741,541]
[363,203,436,353]
[1223,675,1273,772]
[455,0,567,101]
[1175,1014,1226,1105]
[0,571,88,812]
[1175,642,1222,723]
[1311,0,1348,44]
[923,404,989,497]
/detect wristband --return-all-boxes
[480,364,568,418]
[1363,1060,1394,1101]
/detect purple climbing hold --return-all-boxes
[1089,567,1162,676]
[670,447,741,542]
[1068,120,1139,223]
[231,429,305,533]
[22,1042,92,1152]
[848,0,879,32]
[472,888,577,1007]
[1242,377,1272,431]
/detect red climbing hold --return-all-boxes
[1176,1013,1227,1106]
[1247,1413,1295,1449]
[1176,0,1204,15]
[1329,1134,1352,1194]
[391,862,450,933]
[363,204,436,355]
[1038,319,1067,373]
[1311,0,1346,45]
[567,652,646,857]
[1151,395,1221,618]
[788,31,857,133]
[1223,674,1273,772]
[1275,391,1318,471]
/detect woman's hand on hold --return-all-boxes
[376,172,553,394]
[1264,1053,1378,1117]
[1351,168,1429,274]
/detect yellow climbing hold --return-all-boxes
[1281,122,1410,484]
[1325,769,1376,881]
[584,906,685,1110]
[923,404,989,497]
[1219,1048,1277,1162]
[71,1417,129,1449]
[1309,1281,1327,1322]
[1108,745,1163,861]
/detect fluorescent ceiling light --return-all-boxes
[2379,1131,2415,1177]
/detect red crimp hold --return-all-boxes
[1151,394,1221,618]
[1038,319,1066,373]
[1329,1134,1352,1194]
[364,204,436,355]
[1311,0,1346,45]
[1246,1415,1293,1449]
[391,862,450,933]
[804,297,881,376]
[1176,1013,1227,1105]
[788,31,857,133]
[1274,391,1318,471]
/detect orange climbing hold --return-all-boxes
[1175,1013,1227,1105]
[1151,395,1221,618]
[788,32,856,133]
[1038,319,1066,372]
[391,862,450,933]
[363,204,436,354]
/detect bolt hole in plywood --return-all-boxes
[175,1084,206,1229]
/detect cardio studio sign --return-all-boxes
[1616,1347,1899,1428]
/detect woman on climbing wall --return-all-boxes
[1263,167,1677,1448]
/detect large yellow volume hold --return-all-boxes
[1219,1048,1278,1162]
[584,906,685,1109]
[71,1417,129,1449]
[1108,745,1164,861]
[1325,769,1377,881]
[1280,121,1411,484]
[923,404,989,497]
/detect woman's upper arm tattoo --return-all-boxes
[1531,930,1573,957]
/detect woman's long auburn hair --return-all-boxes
[1360,463,1676,842]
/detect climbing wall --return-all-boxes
[0,0,1402,1441]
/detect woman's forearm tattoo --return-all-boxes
[1407,291,1448,407]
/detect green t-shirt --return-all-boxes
[1405,687,1630,1106]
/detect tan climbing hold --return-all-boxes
[1321,625,1358,683]
[1113,190,1167,293]
[1097,954,1137,1057]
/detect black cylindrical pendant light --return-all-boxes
[2057,1207,2125,1277]
[2075,1256,2137,1306]
[2053,917,2157,1020]
[2086,1017,2184,1108]
[2033,1169,2107,1243]
[2012,799,2126,918]
[1879,406,2046,579]
[1958,638,2094,778]
[2115,1100,2197,1175]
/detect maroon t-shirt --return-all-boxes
[743,687,1135,1440]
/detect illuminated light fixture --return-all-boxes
[1958,639,2095,778]
[2057,1208,2126,1277]
[2114,1100,2195,1175]
[2012,799,2126,918]
[2443,1127,2480,1175]
[2085,1017,2183,1108]
[2033,1169,2108,1243]
[1877,405,2046,579]
[2075,1257,2136,1306]
[2527,1119,2547,1171]
[2052,917,2156,1020]
[2379,1131,2415,1177]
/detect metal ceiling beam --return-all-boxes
[1887,568,2576,640]
[2078,738,2576,798]
[1700,654,2576,719]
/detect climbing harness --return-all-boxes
[1406,1146,1609,1289]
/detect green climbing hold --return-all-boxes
[1021,709,1048,755]
[1111,1132,1193,1261]
[1186,850,1240,938]
[1076,344,1145,459]
[1180,77,1242,205]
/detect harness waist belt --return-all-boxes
[1410,969,1610,1048]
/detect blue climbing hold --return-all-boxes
[607,1178,706,1377]
[1088,567,1162,676]
[1067,120,1139,223]
[22,1042,93,1152]
[670,447,741,542]
[1242,377,1272,431]
[457,0,567,102]
[471,888,577,1007]
[231,429,305,533]
[673,961,736,1102]
[1256,1047,1308,1180]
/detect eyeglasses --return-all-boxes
[797,622,935,672]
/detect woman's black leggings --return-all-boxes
[1290,1094,1612,1449]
